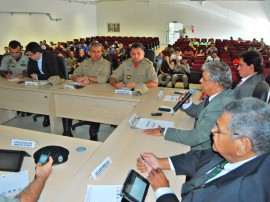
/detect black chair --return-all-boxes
[252,81,270,103]
[144,49,158,72]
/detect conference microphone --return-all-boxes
[172,88,196,113]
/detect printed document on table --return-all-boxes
[84,185,122,202]
[135,118,174,129]
[163,95,179,102]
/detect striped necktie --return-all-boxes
[181,161,228,195]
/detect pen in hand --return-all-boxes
[140,154,155,171]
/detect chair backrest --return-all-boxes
[252,81,270,103]
[56,56,68,79]
[144,49,158,72]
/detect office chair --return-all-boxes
[252,81,270,103]
[144,49,158,72]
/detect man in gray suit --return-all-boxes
[144,61,235,150]
[137,98,270,202]
[234,50,265,99]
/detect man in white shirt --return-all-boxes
[137,98,270,202]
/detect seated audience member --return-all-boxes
[65,41,76,53]
[171,57,190,89]
[0,157,53,202]
[156,52,164,68]
[72,41,111,141]
[114,40,119,49]
[190,38,199,47]
[0,40,28,79]
[40,41,46,50]
[103,41,109,49]
[107,45,117,54]
[49,41,55,49]
[170,50,182,62]
[78,41,89,53]
[208,38,215,46]
[144,61,235,150]
[257,44,268,53]
[42,40,50,50]
[66,51,77,74]
[54,42,64,51]
[102,48,112,63]
[117,43,126,62]
[195,48,205,57]
[76,49,87,67]
[234,50,265,99]
[188,41,197,52]
[3,46,10,55]
[158,56,174,87]
[249,38,258,45]
[199,39,208,47]
[182,47,194,58]
[164,44,175,54]
[109,42,158,89]
[206,43,218,55]
[137,98,270,202]
[205,51,220,62]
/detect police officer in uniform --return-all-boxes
[72,41,111,141]
[0,40,29,79]
[109,42,158,89]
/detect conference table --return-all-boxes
[0,77,200,201]
[0,125,101,202]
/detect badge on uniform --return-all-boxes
[127,75,131,79]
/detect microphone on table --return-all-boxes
[172,88,196,114]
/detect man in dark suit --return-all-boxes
[26,42,60,127]
[234,50,265,99]
[144,61,235,150]
[137,98,270,202]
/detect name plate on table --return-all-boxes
[11,139,36,148]
[115,89,133,95]
[91,157,112,180]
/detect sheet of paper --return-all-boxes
[84,185,122,202]
[0,170,29,196]
[163,95,179,102]
[135,117,174,129]
[7,78,20,82]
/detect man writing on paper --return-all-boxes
[0,40,28,79]
[0,157,53,202]
[72,41,111,141]
[109,42,158,89]
[137,98,270,202]
[144,61,235,150]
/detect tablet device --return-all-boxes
[0,149,30,172]
[121,169,149,202]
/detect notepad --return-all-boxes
[84,185,122,202]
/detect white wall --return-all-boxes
[0,0,97,50]
[96,1,270,44]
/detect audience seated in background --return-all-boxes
[171,57,190,89]
[113,40,119,49]
[3,46,9,55]
[78,41,89,53]
[205,51,220,62]
[199,39,208,47]
[102,48,112,64]
[189,38,199,47]
[234,50,265,99]
[137,98,270,202]
[206,43,218,55]
[40,41,46,50]
[54,42,64,51]
[76,49,87,67]
[257,44,268,53]
[66,51,77,74]
[158,56,174,87]
[170,50,182,62]
[117,43,126,62]
[188,41,197,52]
[164,44,175,54]
[208,38,215,46]
[195,48,205,57]
[182,47,194,57]
[156,52,164,68]
[107,44,117,54]
[144,61,235,150]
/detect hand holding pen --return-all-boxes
[137,153,160,173]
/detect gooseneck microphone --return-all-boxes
[172,88,196,113]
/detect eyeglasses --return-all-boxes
[211,123,231,136]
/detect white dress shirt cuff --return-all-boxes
[168,157,175,171]
[155,187,175,200]
[182,100,192,109]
